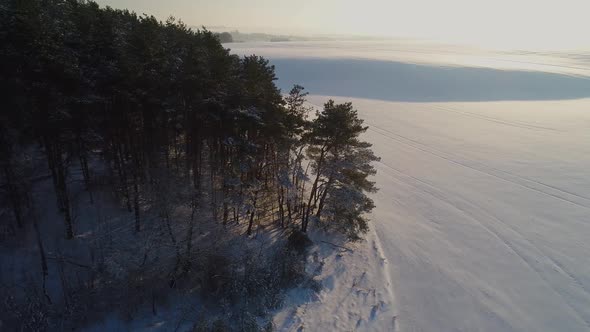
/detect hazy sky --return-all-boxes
[95,0,588,49]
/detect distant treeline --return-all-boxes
[215,31,234,43]
[212,30,302,43]
[0,0,378,240]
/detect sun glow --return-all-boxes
[95,0,589,50]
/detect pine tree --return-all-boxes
[302,100,379,239]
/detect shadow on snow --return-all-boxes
[271,58,590,102]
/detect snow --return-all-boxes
[83,296,199,332]
[6,40,588,332]
[273,229,397,331]
[321,97,590,332]
[228,40,590,77]
[234,41,590,331]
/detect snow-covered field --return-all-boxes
[231,41,590,331]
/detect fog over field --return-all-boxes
[231,41,590,332]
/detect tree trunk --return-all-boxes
[3,163,23,228]
[246,191,258,236]
[164,207,181,274]
[114,142,132,212]
[32,201,51,304]
[133,170,140,232]
[184,195,197,272]
[48,140,74,239]
[302,149,325,232]
[278,186,285,227]
[78,135,93,203]
[315,174,334,219]
[223,201,229,225]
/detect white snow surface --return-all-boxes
[237,42,590,331]
[316,97,590,332]
[274,229,398,332]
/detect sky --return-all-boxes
[95,0,589,50]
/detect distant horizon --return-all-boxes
[95,0,589,51]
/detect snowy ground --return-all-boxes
[317,97,590,332]
[234,41,590,331]
[273,227,397,332]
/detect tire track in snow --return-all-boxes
[431,105,590,201]
[375,160,590,329]
[309,98,590,206]
[368,121,590,314]
[308,98,590,328]
[433,105,559,131]
[368,122,590,206]
[370,118,590,203]
[445,188,590,306]
[367,122,590,211]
